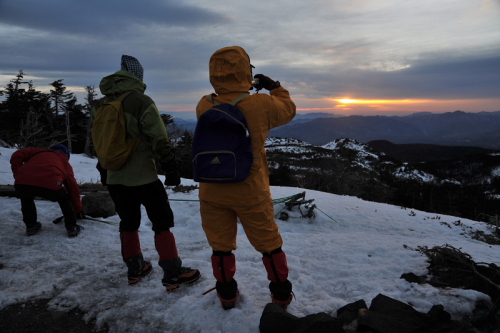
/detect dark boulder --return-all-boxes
[82,192,115,218]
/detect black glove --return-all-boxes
[96,161,108,186]
[76,212,86,219]
[253,74,281,91]
[161,158,181,187]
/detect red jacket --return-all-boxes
[10,148,82,212]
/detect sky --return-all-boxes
[1,146,499,332]
[0,0,499,119]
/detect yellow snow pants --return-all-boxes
[200,196,283,253]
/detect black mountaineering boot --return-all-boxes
[216,279,239,310]
[67,224,83,237]
[270,280,293,310]
[125,254,153,285]
[26,222,42,236]
[159,257,200,291]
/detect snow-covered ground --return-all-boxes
[0,147,497,332]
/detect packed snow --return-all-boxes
[322,139,380,160]
[265,137,316,155]
[393,164,436,183]
[0,146,498,332]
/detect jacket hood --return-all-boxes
[99,70,147,96]
[209,46,253,94]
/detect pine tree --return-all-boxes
[161,113,174,127]
[176,130,194,179]
[83,85,98,157]
[0,71,45,146]
[64,96,87,152]
[49,80,75,151]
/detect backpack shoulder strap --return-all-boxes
[229,93,248,106]
[115,91,135,103]
[104,91,135,104]
[206,94,220,105]
[205,93,248,106]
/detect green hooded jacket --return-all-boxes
[91,70,174,186]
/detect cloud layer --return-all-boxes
[1,0,499,116]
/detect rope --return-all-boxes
[315,206,341,224]
[82,217,119,226]
[3,185,341,225]
[62,192,339,227]
[53,215,119,226]
[168,192,306,205]
[168,192,340,224]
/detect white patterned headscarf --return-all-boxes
[121,55,144,81]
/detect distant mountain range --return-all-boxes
[268,110,500,149]
[171,118,197,132]
[366,140,499,163]
[174,110,500,150]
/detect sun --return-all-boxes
[338,99,357,104]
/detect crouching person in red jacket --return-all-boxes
[10,144,84,237]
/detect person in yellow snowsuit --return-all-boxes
[196,46,296,310]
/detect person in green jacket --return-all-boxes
[91,55,200,290]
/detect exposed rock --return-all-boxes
[0,185,18,197]
[0,298,107,332]
[259,303,345,333]
[82,192,115,218]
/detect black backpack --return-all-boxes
[192,94,253,183]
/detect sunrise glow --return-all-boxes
[289,96,500,116]
[335,98,426,105]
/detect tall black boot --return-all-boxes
[125,253,152,285]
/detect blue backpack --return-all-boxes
[192,94,253,183]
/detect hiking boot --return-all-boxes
[218,290,239,310]
[26,222,42,236]
[67,224,82,237]
[270,280,293,310]
[216,279,239,310]
[128,261,153,285]
[162,267,200,291]
[272,293,293,310]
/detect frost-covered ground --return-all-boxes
[0,147,497,332]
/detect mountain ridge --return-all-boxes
[366,140,499,163]
[268,110,500,149]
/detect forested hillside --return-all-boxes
[0,71,93,153]
[0,71,177,155]
[266,138,500,221]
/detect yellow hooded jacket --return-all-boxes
[196,46,296,205]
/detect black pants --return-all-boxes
[14,184,77,229]
[107,179,174,233]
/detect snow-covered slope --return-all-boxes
[0,147,498,332]
[267,137,438,183]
